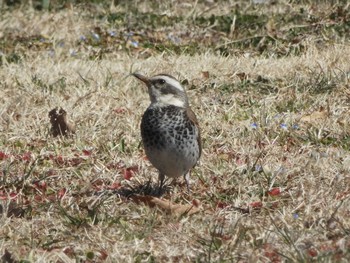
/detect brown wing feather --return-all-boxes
[186,107,202,160]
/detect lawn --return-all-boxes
[0,0,349,262]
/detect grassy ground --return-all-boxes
[0,0,350,262]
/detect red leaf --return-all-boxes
[57,188,66,199]
[68,157,83,166]
[336,190,350,200]
[34,194,43,202]
[123,169,133,180]
[307,248,318,257]
[107,160,125,170]
[46,169,56,176]
[92,179,105,191]
[63,246,75,256]
[268,188,281,196]
[113,107,127,114]
[22,152,32,162]
[9,192,17,199]
[216,201,228,209]
[108,182,121,190]
[55,155,65,165]
[99,249,108,260]
[0,151,9,160]
[271,201,279,209]
[235,157,244,165]
[249,201,263,208]
[93,179,104,186]
[82,149,92,156]
[0,192,7,200]
[33,181,47,191]
[123,166,139,180]
[0,192,18,200]
[192,199,201,207]
[40,181,47,189]
[46,194,56,202]
[127,165,139,173]
[263,243,281,263]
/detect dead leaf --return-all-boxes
[336,112,350,130]
[300,110,328,124]
[0,201,26,218]
[266,17,277,37]
[1,249,15,263]
[7,201,26,218]
[131,195,201,216]
[236,72,249,81]
[201,71,209,79]
[49,107,76,137]
[337,117,346,127]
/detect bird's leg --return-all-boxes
[158,173,165,193]
[184,172,191,192]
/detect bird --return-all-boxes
[49,107,75,137]
[132,72,201,192]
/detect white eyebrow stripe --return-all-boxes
[151,76,184,92]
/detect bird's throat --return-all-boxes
[157,94,186,108]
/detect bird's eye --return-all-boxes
[158,79,166,84]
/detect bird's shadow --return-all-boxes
[114,179,170,198]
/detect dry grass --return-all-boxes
[1,1,350,262]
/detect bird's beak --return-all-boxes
[132,73,150,86]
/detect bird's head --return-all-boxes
[132,73,188,108]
